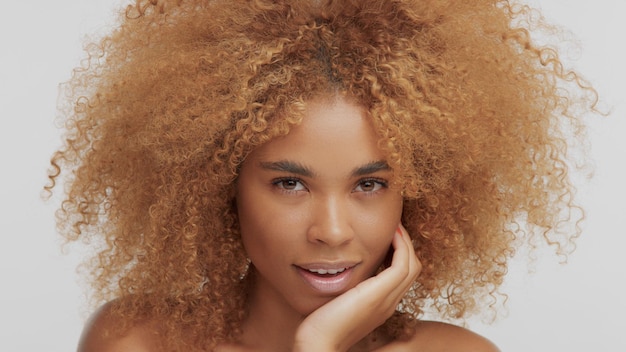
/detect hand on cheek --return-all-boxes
[293,224,422,352]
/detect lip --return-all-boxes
[294,262,359,295]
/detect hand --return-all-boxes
[293,224,421,352]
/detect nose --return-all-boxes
[306,195,354,246]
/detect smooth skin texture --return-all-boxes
[78,97,499,352]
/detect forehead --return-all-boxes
[245,97,386,171]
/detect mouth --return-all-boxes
[305,267,348,275]
[294,263,358,294]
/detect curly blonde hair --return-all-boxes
[47,0,595,350]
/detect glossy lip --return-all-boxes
[294,262,359,295]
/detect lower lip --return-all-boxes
[295,266,355,295]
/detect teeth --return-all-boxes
[308,267,347,275]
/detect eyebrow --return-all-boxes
[258,160,390,178]
[259,160,315,177]
[350,160,391,177]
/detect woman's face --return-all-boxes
[236,96,403,316]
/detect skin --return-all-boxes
[77,96,500,352]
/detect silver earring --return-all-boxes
[239,258,251,280]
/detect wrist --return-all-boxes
[293,342,339,352]
[293,329,341,352]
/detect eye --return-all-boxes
[354,178,387,193]
[272,177,307,193]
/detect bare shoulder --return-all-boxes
[77,301,163,352]
[382,320,500,352]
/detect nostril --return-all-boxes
[307,226,354,246]
[306,198,354,245]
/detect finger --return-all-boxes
[387,225,416,280]
[388,225,409,272]
[376,225,420,299]
[346,224,420,312]
[398,224,421,279]
[352,224,419,304]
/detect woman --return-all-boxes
[47,0,595,351]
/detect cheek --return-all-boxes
[236,190,306,259]
[355,196,404,253]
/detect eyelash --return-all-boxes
[271,177,388,195]
[272,177,307,194]
[354,177,388,194]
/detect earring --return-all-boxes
[239,257,251,280]
[197,275,209,293]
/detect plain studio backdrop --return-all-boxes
[1,1,624,351]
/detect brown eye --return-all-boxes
[354,178,387,193]
[360,180,376,192]
[273,178,306,192]
[281,179,300,190]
